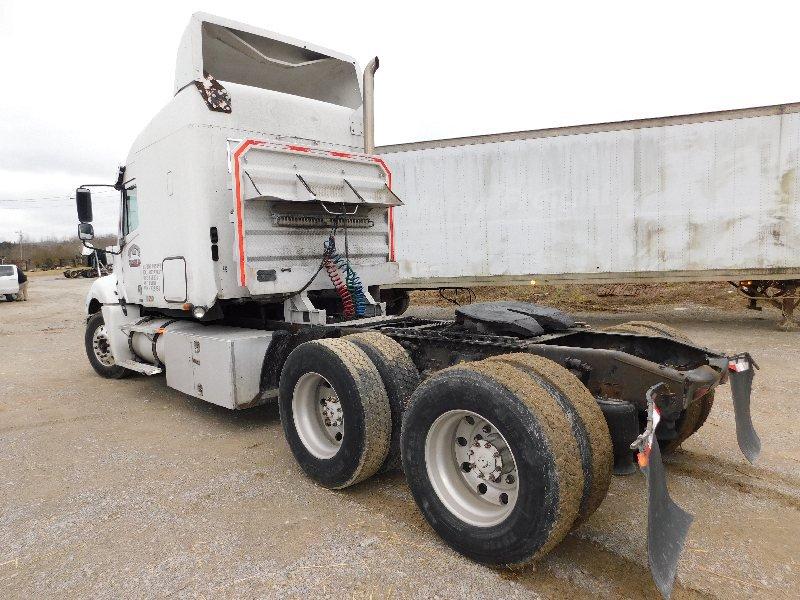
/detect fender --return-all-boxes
[85,274,118,318]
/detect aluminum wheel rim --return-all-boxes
[92,324,115,367]
[292,372,343,459]
[425,410,519,527]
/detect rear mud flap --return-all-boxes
[643,438,693,599]
[631,354,759,598]
[633,383,694,599]
[728,353,761,464]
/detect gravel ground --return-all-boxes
[1,274,798,599]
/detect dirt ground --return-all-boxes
[1,273,798,599]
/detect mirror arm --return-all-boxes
[81,239,121,256]
[77,183,118,190]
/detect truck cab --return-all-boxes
[82,12,398,326]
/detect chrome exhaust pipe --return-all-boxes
[363,57,379,154]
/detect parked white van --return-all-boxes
[0,264,20,301]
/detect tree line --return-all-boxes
[0,235,117,271]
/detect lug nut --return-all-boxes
[461,462,472,472]
[465,416,475,425]
[506,474,515,484]
[457,436,467,447]
[499,493,509,505]
[482,424,491,434]
[477,483,487,495]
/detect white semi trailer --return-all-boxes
[380,104,800,326]
[75,13,763,598]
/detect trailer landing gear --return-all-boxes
[731,279,800,329]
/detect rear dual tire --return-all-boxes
[278,338,393,489]
[485,353,613,527]
[603,320,715,451]
[346,332,420,472]
[401,356,611,565]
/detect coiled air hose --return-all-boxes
[332,249,367,317]
[323,236,356,318]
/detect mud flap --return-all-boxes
[643,437,693,599]
[632,383,694,599]
[728,353,761,464]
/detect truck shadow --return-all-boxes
[341,471,713,599]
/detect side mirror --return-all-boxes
[76,187,93,223]
[78,222,95,241]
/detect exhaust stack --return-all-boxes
[363,57,379,154]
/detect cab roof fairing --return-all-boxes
[173,12,364,109]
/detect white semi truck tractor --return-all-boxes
[75,13,763,598]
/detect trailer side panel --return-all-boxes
[380,105,800,286]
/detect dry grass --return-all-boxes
[411,282,744,312]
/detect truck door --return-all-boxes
[120,183,144,303]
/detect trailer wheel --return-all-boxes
[603,320,715,451]
[84,312,130,379]
[278,338,391,489]
[346,332,420,472]
[486,353,612,526]
[401,359,583,565]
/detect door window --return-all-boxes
[123,186,139,236]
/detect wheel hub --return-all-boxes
[424,409,519,527]
[469,440,503,482]
[292,372,344,459]
[92,324,115,367]
[319,395,343,433]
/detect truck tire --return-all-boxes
[84,312,131,379]
[346,332,420,472]
[278,338,392,489]
[382,289,410,316]
[401,359,583,565]
[5,294,14,301]
[486,353,612,527]
[603,320,715,451]
[603,320,689,342]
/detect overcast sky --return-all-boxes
[2,0,800,241]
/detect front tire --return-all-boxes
[401,359,583,565]
[84,312,130,379]
[5,294,14,302]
